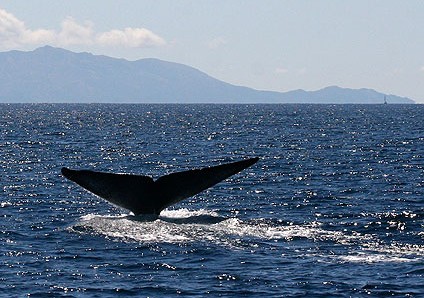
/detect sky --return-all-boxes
[1,0,423,103]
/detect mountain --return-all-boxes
[0,46,415,104]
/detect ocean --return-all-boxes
[1,104,423,297]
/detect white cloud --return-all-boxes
[0,7,55,48]
[0,7,25,46]
[58,17,94,46]
[0,7,166,49]
[21,29,55,45]
[96,27,166,48]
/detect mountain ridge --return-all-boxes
[0,46,415,104]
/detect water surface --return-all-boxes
[1,104,423,297]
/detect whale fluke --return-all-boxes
[61,157,259,215]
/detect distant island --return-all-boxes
[0,46,415,104]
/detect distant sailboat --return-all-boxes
[384,95,388,105]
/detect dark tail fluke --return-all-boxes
[61,157,259,215]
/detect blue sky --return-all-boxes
[1,0,423,103]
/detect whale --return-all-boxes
[61,157,259,216]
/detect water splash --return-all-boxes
[68,209,424,263]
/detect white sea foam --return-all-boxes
[70,209,424,263]
[335,253,417,263]
[0,201,12,208]
[327,242,424,263]
[72,209,352,246]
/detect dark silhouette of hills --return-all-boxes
[0,46,415,104]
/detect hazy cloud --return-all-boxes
[275,67,289,74]
[207,37,227,49]
[96,27,166,48]
[58,17,94,46]
[0,7,55,48]
[0,7,166,49]
[274,67,307,75]
[296,68,307,75]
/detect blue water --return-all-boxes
[1,104,423,297]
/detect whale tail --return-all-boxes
[61,157,259,215]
